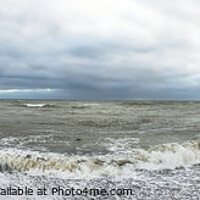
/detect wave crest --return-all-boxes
[0,140,199,178]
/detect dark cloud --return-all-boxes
[0,0,200,99]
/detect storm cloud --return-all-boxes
[0,0,200,99]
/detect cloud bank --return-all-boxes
[1,0,200,99]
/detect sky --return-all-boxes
[0,0,200,100]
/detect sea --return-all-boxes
[0,100,200,199]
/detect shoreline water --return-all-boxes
[0,100,200,199]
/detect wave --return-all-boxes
[0,140,200,178]
[9,103,58,108]
[25,104,58,108]
[71,105,89,109]
[83,103,100,106]
[71,103,99,110]
[25,104,46,108]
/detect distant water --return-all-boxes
[0,100,200,199]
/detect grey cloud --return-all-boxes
[0,0,200,99]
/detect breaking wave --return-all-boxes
[24,104,58,108]
[0,140,199,179]
[25,104,46,108]
[9,103,58,108]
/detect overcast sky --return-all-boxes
[0,0,200,100]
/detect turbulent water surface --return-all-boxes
[0,100,200,199]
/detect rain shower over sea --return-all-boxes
[0,100,200,199]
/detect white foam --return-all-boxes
[0,140,199,179]
[83,103,100,106]
[0,134,68,151]
[135,142,200,170]
[103,138,140,153]
[25,104,45,108]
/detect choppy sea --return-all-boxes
[0,100,200,199]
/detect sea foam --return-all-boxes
[0,140,199,179]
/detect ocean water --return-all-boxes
[0,100,200,199]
